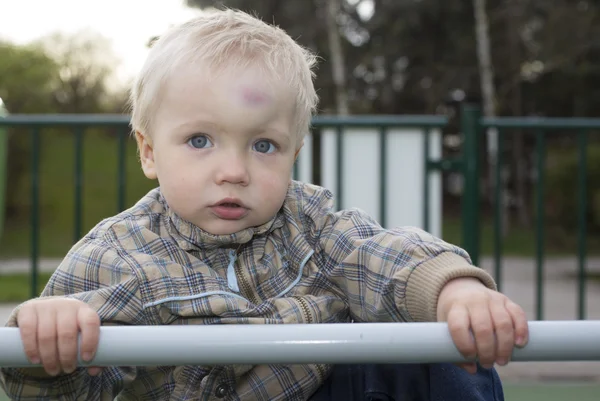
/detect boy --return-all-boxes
[0,9,527,401]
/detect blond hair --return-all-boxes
[129,9,319,142]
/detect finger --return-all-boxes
[87,366,103,376]
[37,308,60,376]
[489,297,514,366]
[78,307,100,363]
[506,299,529,347]
[468,302,495,368]
[57,307,80,374]
[447,305,476,360]
[17,306,40,364]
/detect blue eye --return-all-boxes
[188,135,212,149]
[253,140,276,154]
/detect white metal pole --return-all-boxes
[1,321,599,367]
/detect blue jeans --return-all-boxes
[308,363,504,401]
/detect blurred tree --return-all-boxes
[185,0,481,114]
[327,0,349,115]
[0,42,60,114]
[184,0,600,230]
[0,42,61,219]
[0,33,128,222]
[186,0,600,116]
[32,31,125,114]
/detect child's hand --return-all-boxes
[16,298,102,377]
[436,277,528,374]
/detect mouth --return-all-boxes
[210,198,250,220]
[213,198,247,208]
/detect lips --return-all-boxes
[213,198,246,208]
[210,198,249,220]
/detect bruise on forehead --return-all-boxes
[240,86,271,106]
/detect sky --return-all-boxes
[0,0,375,88]
[0,0,203,84]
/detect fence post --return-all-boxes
[460,105,481,266]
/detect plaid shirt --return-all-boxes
[1,181,496,401]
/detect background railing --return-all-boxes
[0,113,460,297]
[471,113,600,321]
[0,105,598,322]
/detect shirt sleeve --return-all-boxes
[0,236,146,400]
[317,207,497,323]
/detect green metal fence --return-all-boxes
[0,105,597,322]
[469,110,600,321]
[0,113,460,300]
[0,115,132,297]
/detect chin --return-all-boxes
[202,221,251,236]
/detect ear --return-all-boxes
[294,140,304,161]
[135,131,157,180]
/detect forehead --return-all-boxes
[240,86,270,105]
[220,62,291,102]
[171,61,296,111]
[155,60,299,135]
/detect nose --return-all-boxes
[214,152,250,186]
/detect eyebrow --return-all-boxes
[254,127,292,144]
[173,120,218,133]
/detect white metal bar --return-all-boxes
[1,321,599,368]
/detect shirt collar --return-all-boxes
[160,192,285,251]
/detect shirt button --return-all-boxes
[214,384,228,398]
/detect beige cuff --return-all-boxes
[405,252,497,322]
[5,303,23,328]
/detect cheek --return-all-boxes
[157,172,200,217]
[155,153,196,194]
[255,169,291,198]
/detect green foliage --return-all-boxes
[185,0,600,117]
[0,35,129,232]
[0,42,61,218]
[0,41,61,113]
[32,31,124,113]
